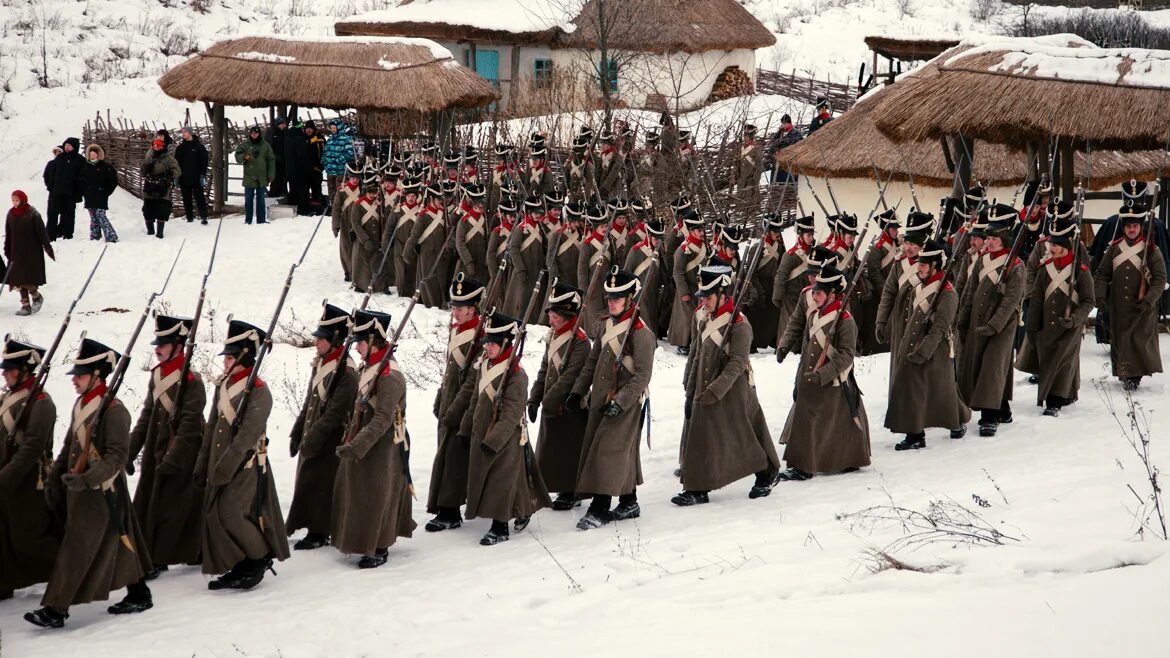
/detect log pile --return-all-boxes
[707,66,755,104]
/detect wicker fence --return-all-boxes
[755,68,858,113]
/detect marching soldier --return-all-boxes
[597,129,626,198]
[332,310,416,567]
[773,246,839,365]
[885,241,971,450]
[875,213,931,366]
[608,198,636,266]
[855,208,899,355]
[953,210,989,303]
[445,312,552,545]
[1026,223,1094,415]
[743,213,786,350]
[569,268,656,530]
[955,211,1027,436]
[676,263,779,505]
[1094,204,1166,391]
[775,266,871,480]
[196,320,290,591]
[549,201,585,288]
[712,224,743,271]
[331,162,363,283]
[427,274,485,532]
[733,123,762,208]
[668,208,707,355]
[348,174,388,293]
[665,195,692,258]
[390,178,423,296]
[503,195,548,318]
[577,204,616,338]
[566,133,596,198]
[27,338,152,628]
[528,283,591,510]
[771,214,816,348]
[634,132,663,206]
[404,183,451,308]
[0,339,58,601]
[379,169,403,290]
[127,316,206,578]
[526,142,557,197]
[488,144,517,213]
[624,218,666,333]
[455,183,489,279]
[287,304,358,550]
[487,197,518,291]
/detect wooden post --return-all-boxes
[1059,140,1074,201]
[211,103,226,214]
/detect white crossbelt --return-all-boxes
[1112,240,1144,272]
[633,247,656,277]
[477,358,510,401]
[601,317,636,372]
[787,252,808,281]
[463,216,485,242]
[1044,262,1074,301]
[759,241,779,266]
[558,230,579,256]
[216,376,249,426]
[152,367,183,415]
[496,228,512,256]
[701,311,731,347]
[588,239,606,267]
[70,393,109,486]
[0,388,30,435]
[340,186,360,209]
[897,258,917,288]
[417,212,444,244]
[521,225,543,251]
[686,243,707,271]
[447,327,477,369]
[979,253,1007,283]
[547,330,573,371]
[912,279,942,313]
[359,202,379,226]
[807,310,851,386]
[879,244,896,270]
[310,357,341,401]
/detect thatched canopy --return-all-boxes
[558,0,776,54]
[874,40,1170,152]
[334,0,567,45]
[158,35,500,112]
[864,36,960,62]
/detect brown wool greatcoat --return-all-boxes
[347,197,389,293]
[504,218,547,318]
[624,239,666,333]
[332,359,415,555]
[404,205,451,308]
[1016,240,1090,374]
[1023,257,1095,404]
[743,236,783,350]
[856,236,898,355]
[577,229,617,338]
[529,327,590,494]
[42,394,151,610]
[1095,240,1166,379]
[428,317,480,513]
[0,388,58,593]
[875,256,920,368]
[128,360,206,567]
[885,279,971,434]
[197,376,290,575]
[332,183,361,280]
[447,357,551,521]
[548,226,583,289]
[956,252,1027,410]
[669,237,707,347]
[455,211,490,280]
[771,244,812,347]
[682,310,779,492]
[390,202,422,295]
[571,314,656,497]
[777,305,871,474]
[287,354,357,537]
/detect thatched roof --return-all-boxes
[874,40,1170,151]
[557,0,776,54]
[334,0,569,45]
[864,36,960,62]
[158,35,499,112]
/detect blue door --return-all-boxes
[475,49,499,111]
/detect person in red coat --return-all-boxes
[5,190,56,316]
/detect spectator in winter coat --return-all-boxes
[44,138,85,241]
[322,119,354,199]
[234,125,276,225]
[80,144,119,243]
[140,139,182,239]
[767,114,803,183]
[266,117,288,200]
[808,98,833,135]
[284,121,308,210]
[5,191,55,316]
[156,128,174,151]
[298,121,326,215]
[175,126,210,225]
[42,146,61,232]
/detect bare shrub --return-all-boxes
[1096,379,1167,540]
[969,0,1002,22]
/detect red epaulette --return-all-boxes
[253,378,266,389]
[1080,263,1089,272]
[36,392,48,401]
[187,371,198,383]
[734,312,745,324]
[380,364,393,377]
[944,282,954,292]
[842,311,852,320]
[1037,235,1049,244]
[786,244,803,255]
[633,318,646,331]
[575,328,587,341]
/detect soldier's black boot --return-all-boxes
[950,425,968,439]
[144,564,168,581]
[155,221,165,239]
[513,516,531,532]
[208,561,249,590]
[480,520,510,546]
[998,401,1013,424]
[612,492,641,521]
[776,467,813,481]
[895,432,926,451]
[108,581,153,615]
[978,410,998,437]
[294,532,330,550]
[234,556,276,590]
[551,493,581,511]
[425,507,463,532]
[24,607,68,628]
[671,490,709,506]
[577,496,614,530]
[748,470,778,499]
[676,345,689,356]
[358,548,388,569]
[1123,377,1141,392]
[145,219,155,235]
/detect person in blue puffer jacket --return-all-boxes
[322,119,354,199]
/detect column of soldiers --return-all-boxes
[3,122,1165,630]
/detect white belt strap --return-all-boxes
[477,359,510,401]
[447,327,477,369]
[1112,241,1144,272]
[152,367,183,415]
[216,377,249,426]
[0,389,30,435]
[1044,262,1074,302]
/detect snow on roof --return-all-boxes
[232,33,453,61]
[342,0,575,35]
[236,51,297,64]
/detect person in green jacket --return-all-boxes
[234,126,276,225]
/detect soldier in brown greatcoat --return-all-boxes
[1094,204,1166,391]
[855,209,900,355]
[426,274,486,532]
[0,339,58,602]
[196,320,290,592]
[389,178,423,297]
[624,218,667,333]
[549,201,585,289]
[577,204,618,338]
[732,123,763,211]
[675,263,780,506]
[743,214,786,351]
[569,268,656,530]
[771,214,817,348]
[597,129,626,199]
[528,283,590,510]
[404,183,451,308]
[525,141,558,197]
[331,162,362,283]
[286,304,357,551]
[885,241,971,451]
[332,310,416,568]
[445,312,552,546]
[347,175,386,293]
[487,197,519,292]
[775,266,871,481]
[26,338,152,628]
[956,209,1027,437]
[875,214,932,373]
[1024,224,1094,415]
[127,315,206,578]
[565,133,597,199]
[454,183,489,279]
[503,195,549,318]
[668,209,708,354]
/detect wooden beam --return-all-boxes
[1059,140,1075,201]
[211,103,226,214]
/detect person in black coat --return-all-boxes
[80,144,119,242]
[808,98,834,135]
[284,120,307,210]
[44,137,85,241]
[42,146,61,232]
[175,127,210,224]
[767,114,804,183]
[266,117,289,200]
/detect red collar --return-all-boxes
[875,232,895,249]
[788,239,812,255]
[344,181,359,191]
[684,233,704,249]
[530,163,545,173]
[321,345,345,365]
[360,193,378,204]
[764,233,779,246]
[496,218,514,232]
[159,353,186,377]
[632,237,652,251]
[553,321,578,337]
[921,269,946,285]
[717,248,736,263]
[401,200,420,210]
[81,380,108,405]
[819,298,843,317]
[586,228,607,244]
[366,345,390,367]
[425,202,443,214]
[453,315,480,332]
[13,376,36,393]
[462,203,483,221]
[987,248,1010,259]
[1048,251,1075,269]
[523,214,541,229]
[713,297,736,318]
[490,345,513,366]
[819,111,830,120]
[229,366,253,385]
[495,163,513,172]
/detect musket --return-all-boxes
[1065,141,1092,319]
[72,242,184,552]
[604,261,656,406]
[168,218,224,445]
[719,216,769,352]
[1138,177,1162,299]
[837,173,892,272]
[234,215,325,532]
[824,177,843,216]
[996,142,1059,291]
[557,212,618,374]
[803,175,831,217]
[870,164,890,212]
